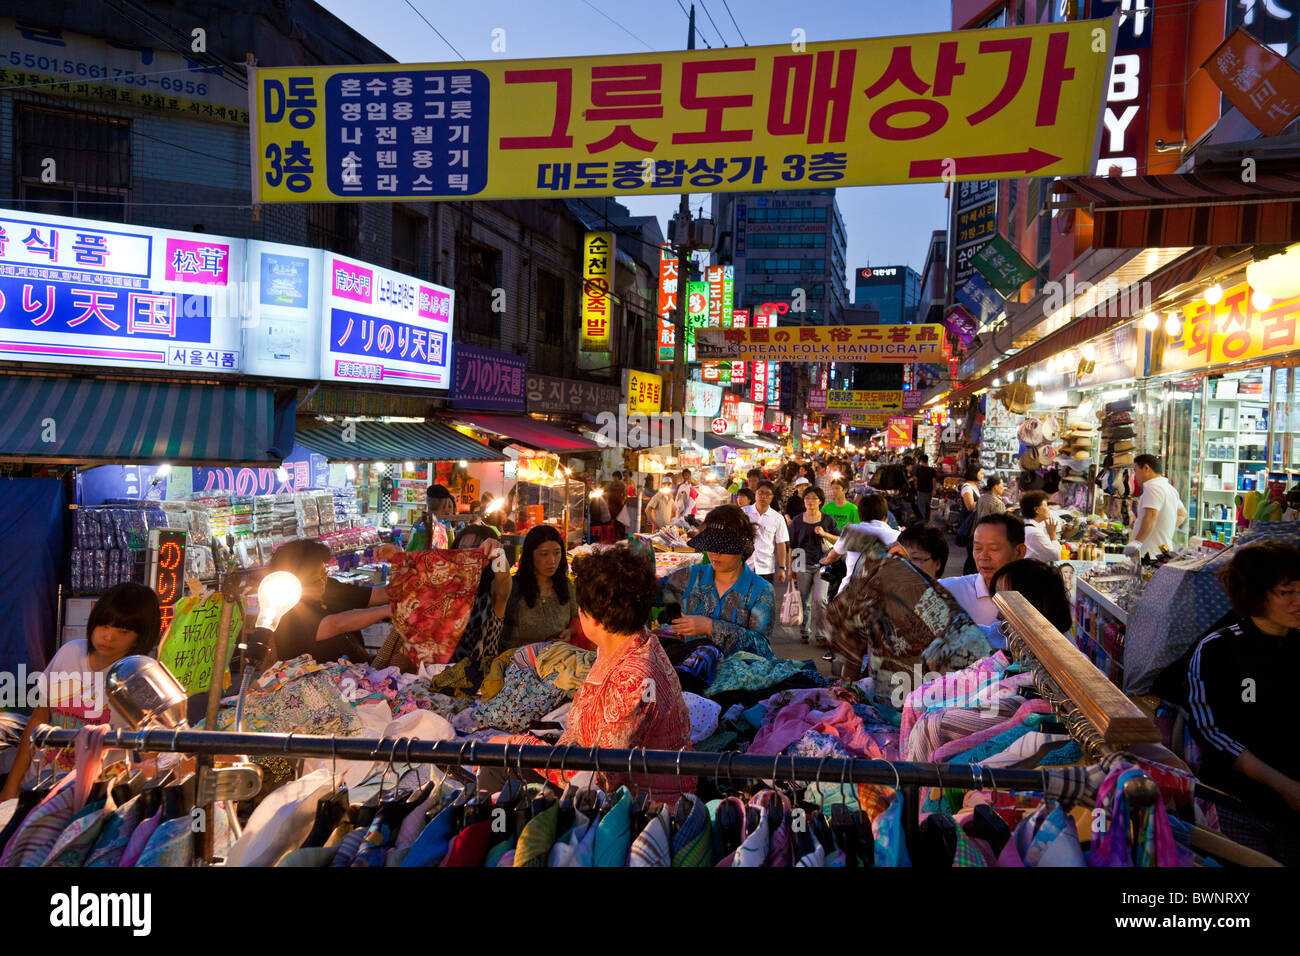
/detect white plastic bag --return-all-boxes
[779,584,803,627]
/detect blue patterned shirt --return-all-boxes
[660,562,775,658]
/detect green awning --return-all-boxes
[0,375,295,465]
[296,419,506,463]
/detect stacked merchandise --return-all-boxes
[333,488,362,528]
[1074,568,1140,685]
[1095,399,1139,529]
[68,505,168,593]
[1056,418,1096,505]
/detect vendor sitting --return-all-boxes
[1186,541,1300,866]
[508,547,694,804]
[268,539,393,665]
[658,504,775,658]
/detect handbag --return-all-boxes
[779,584,803,627]
[955,506,977,547]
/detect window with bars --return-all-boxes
[14,104,131,220]
[306,204,359,255]
[456,241,502,338]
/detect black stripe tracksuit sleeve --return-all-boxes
[1186,631,1249,761]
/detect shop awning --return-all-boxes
[0,376,295,465]
[296,419,505,463]
[945,247,1219,404]
[449,413,599,451]
[1053,170,1300,248]
[700,433,759,451]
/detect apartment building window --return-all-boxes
[537,269,566,343]
[15,104,130,221]
[307,204,359,254]
[392,207,426,276]
[457,241,502,339]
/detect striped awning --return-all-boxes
[1054,170,1300,248]
[449,413,599,451]
[296,419,505,463]
[0,376,295,465]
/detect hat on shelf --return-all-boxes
[1020,448,1044,471]
[1110,439,1136,452]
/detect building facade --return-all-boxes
[853,265,921,324]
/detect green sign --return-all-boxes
[158,593,243,695]
[972,233,1037,297]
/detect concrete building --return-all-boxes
[852,264,921,324]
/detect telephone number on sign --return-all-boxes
[1,52,209,95]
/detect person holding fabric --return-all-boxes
[405,484,457,552]
[939,514,1027,639]
[789,486,838,645]
[269,539,391,665]
[1185,542,1300,865]
[659,505,775,658]
[506,547,695,806]
[1019,491,1062,563]
[502,525,579,650]
[975,475,1007,522]
[2,583,160,798]
[819,494,899,598]
[445,524,513,667]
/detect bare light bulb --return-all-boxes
[1165,313,1182,337]
[1082,343,1097,362]
[345,464,357,481]
[255,571,302,629]
[589,486,606,499]
[1142,312,1159,331]
[486,497,506,513]
[275,466,289,482]
[155,463,172,478]
[1205,283,1223,306]
[1252,289,1273,311]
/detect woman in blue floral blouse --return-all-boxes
[658,504,775,658]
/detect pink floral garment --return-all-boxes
[388,550,487,667]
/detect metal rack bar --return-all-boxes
[31,725,1060,792]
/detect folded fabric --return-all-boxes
[477,650,515,700]
[534,641,597,693]
[472,662,567,734]
[749,687,886,759]
[703,653,826,701]
[682,692,722,744]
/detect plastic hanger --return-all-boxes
[671,748,692,830]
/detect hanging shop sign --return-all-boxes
[839,410,893,427]
[738,400,756,436]
[752,354,768,404]
[1150,282,1300,376]
[658,315,675,363]
[903,390,924,411]
[321,252,453,389]
[1202,27,1300,139]
[0,208,243,374]
[147,528,187,639]
[581,231,615,352]
[244,239,323,380]
[657,244,678,317]
[953,273,1006,327]
[943,303,978,346]
[953,179,997,288]
[886,417,914,447]
[971,232,1038,297]
[527,373,621,416]
[686,280,707,363]
[157,592,242,696]
[809,388,827,410]
[626,369,663,415]
[686,378,723,418]
[249,20,1113,203]
[695,323,948,362]
[730,308,748,384]
[1088,0,1153,176]
[826,389,903,411]
[451,343,526,410]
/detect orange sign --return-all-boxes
[1152,281,1300,375]
[1202,28,1300,138]
[886,417,913,448]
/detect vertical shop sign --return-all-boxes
[581,231,614,351]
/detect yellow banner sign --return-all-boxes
[696,324,949,362]
[250,20,1112,202]
[1152,281,1300,375]
[627,369,663,416]
[840,410,894,427]
[581,232,614,351]
[826,389,903,410]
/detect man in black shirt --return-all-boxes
[1187,541,1300,865]
[913,453,937,523]
[269,539,393,664]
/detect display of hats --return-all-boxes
[1108,452,1136,468]
[1103,425,1137,439]
[994,381,1036,414]
[1020,448,1043,471]
[1104,398,1134,414]
[1065,421,1096,434]
[1038,443,1057,463]
[1017,418,1046,446]
[1039,415,1061,443]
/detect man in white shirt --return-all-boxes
[1018,491,1061,563]
[821,493,899,595]
[743,481,789,585]
[1129,454,1187,559]
[939,513,1027,643]
[644,479,677,531]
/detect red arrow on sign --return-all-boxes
[908,148,1061,179]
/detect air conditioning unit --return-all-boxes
[691,218,716,249]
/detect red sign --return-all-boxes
[722,392,739,423]
[706,265,725,329]
[657,244,679,316]
[886,417,913,448]
[1203,27,1300,138]
[752,403,765,434]
[731,308,748,384]
[711,417,728,435]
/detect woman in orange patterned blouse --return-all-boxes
[506,546,695,805]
